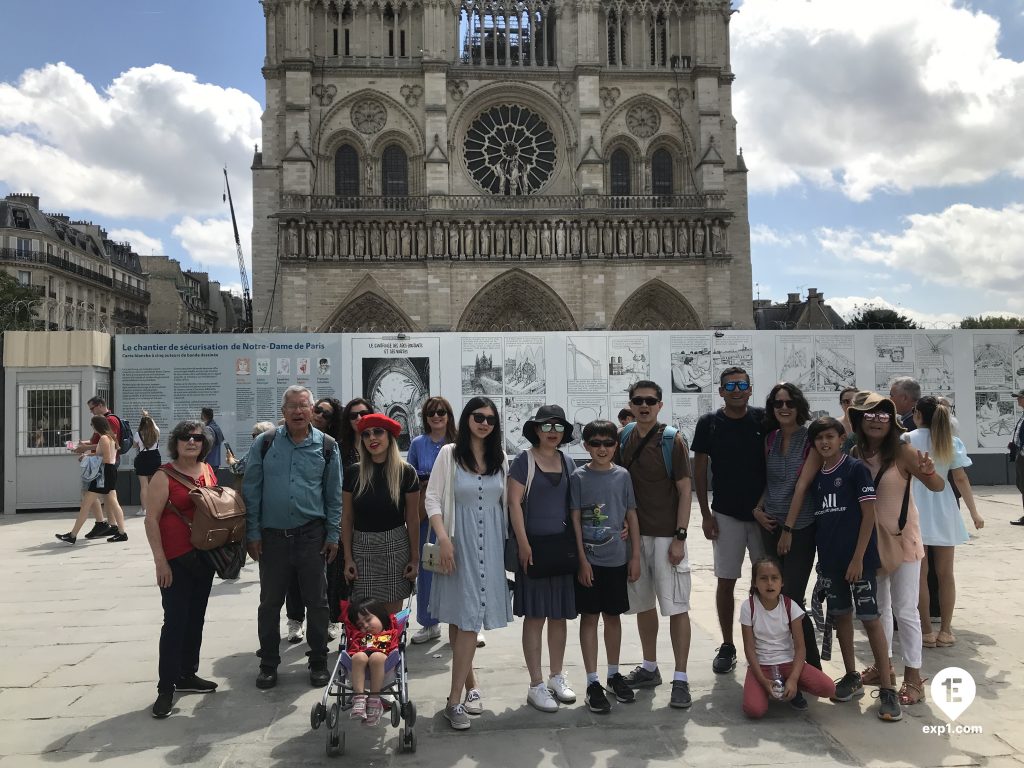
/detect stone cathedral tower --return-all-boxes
[252,0,752,332]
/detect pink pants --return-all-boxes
[742,662,836,718]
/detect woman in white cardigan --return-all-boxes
[425,396,511,732]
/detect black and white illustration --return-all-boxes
[670,334,712,393]
[504,336,545,395]
[973,335,1013,390]
[671,394,714,446]
[461,337,503,395]
[502,396,544,456]
[873,333,915,391]
[776,336,814,390]
[608,335,649,397]
[567,336,608,395]
[712,334,754,383]
[1015,340,1024,392]
[276,357,291,377]
[566,396,611,455]
[256,358,270,377]
[975,392,1017,448]
[806,393,842,423]
[915,334,955,394]
[814,335,856,391]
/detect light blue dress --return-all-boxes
[428,467,512,632]
[905,428,970,546]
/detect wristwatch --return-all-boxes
[674,527,688,541]
[781,524,793,533]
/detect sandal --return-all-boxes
[936,631,956,647]
[898,679,927,705]
[860,665,896,687]
[922,632,938,648]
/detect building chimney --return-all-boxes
[5,193,40,209]
[807,288,821,302]
[787,292,801,306]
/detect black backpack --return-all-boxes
[110,413,133,454]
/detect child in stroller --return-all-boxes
[347,599,401,725]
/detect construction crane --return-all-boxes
[223,166,253,331]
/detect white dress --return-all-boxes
[904,428,969,546]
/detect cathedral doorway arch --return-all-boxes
[321,278,417,332]
[610,279,702,330]
[456,268,578,331]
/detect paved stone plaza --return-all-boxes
[2,488,1022,767]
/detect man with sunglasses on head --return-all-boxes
[692,366,766,676]
[614,380,694,709]
[242,385,342,690]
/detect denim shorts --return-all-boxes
[819,569,879,620]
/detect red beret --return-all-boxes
[356,413,402,438]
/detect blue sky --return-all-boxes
[1,0,1022,324]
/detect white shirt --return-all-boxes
[739,595,805,666]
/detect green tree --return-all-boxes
[845,305,919,330]
[0,272,44,331]
[959,314,1024,329]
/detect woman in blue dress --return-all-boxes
[425,396,510,731]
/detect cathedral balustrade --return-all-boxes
[276,214,730,261]
[280,192,725,212]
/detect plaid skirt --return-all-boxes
[351,526,414,604]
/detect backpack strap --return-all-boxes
[765,429,779,459]
[748,594,755,630]
[661,425,677,478]
[784,595,793,623]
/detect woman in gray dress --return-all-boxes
[508,404,578,713]
[425,397,510,731]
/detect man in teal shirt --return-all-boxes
[243,385,342,689]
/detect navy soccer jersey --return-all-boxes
[811,454,880,573]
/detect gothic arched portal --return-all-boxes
[610,279,702,330]
[321,289,416,333]
[457,269,578,332]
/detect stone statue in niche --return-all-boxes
[463,223,475,257]
[662,221,673,255]
[586,222,598,256]
[602,222,613,255]
[400,222,412,258]
[510,223,522,257]
[432,221,444,257]
[710,220,724,254]
[287,225,300,258]
[338,225,349,258]
[353,225,366,258]
[570,223,581,255]
[646,223,659,256]
[306,225,317,258]
[631,222,643,256]
[323,224,335,258]
[479,223,491,256]
[369,223,382,258]
[677,220,689,255]
[447,225,459,259]
[495,225,506,255]
[555,221,566,255]
[385,222,397,258]
[540,222,552,256]
[693,220,706,255]
[526,223,537,257]
[415,223,427,257]
[617,223,628,256]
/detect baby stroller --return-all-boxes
[310,599,417,756]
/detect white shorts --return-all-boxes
[627,535,691,617]
[712,513,764,580]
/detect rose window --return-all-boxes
[464,105,556,195]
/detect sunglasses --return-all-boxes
[862,412,891,422]
[426,409,448,418]
[722,381,750,392]
[348,410,370,420]
[587,439,616,448]
[361,427,389,438]
[539,423,565,433]
[471,412,498,426]
[630,396,659,406]
[313,405,333,417]
[180,434,206,443]
[771,399,794,410]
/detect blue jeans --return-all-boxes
[257,521,329,667]
[416,518,438,628]
[158,551,214,693]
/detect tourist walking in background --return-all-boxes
[143,420,220,718]
[407,396,457,645]
[133,411,161,517]
[56,415,125,544]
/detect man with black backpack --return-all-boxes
[73,396,128,542]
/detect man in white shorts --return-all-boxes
[692,367,766,675]
[616,380,694,709]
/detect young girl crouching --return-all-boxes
[347,599,401,726]
[740,558,836,718]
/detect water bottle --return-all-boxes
[770,665,785,700]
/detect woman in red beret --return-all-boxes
[342,414,421,614]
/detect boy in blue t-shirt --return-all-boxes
[806,416,901,723]
[570,420,641,714]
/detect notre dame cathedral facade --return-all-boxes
[252,0,753,332]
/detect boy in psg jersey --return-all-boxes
[806,416,901,723]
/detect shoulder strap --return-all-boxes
[898,473,911,532]
[765,429,779,458]
[619,421,636,449]
[784,595,793,623]
[621,423,661,471]
[322,434,336,484]
[260,430,276,460]
[748,594,755,630]
[661,425,677,478]
[159,464,200,488]
[525,448,536,497]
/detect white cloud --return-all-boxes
[827,295,963,328]
[172,216,251,272]
[0,62,259,222]
[816,202,1024,298]
[733,0,1024,199]
[750,224,807,247]
[107,228,163,255]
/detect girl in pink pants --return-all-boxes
[740,558,835,718]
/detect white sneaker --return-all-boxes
[286,619,304,643]
[411,625,441,644]
[463,688,483,715]
[135,508,147,517]
[327,622,341,640]
[527,683,559,713]
[476,632,486,648]
[547,673,577,704]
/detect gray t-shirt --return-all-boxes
[569,464,636,568]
